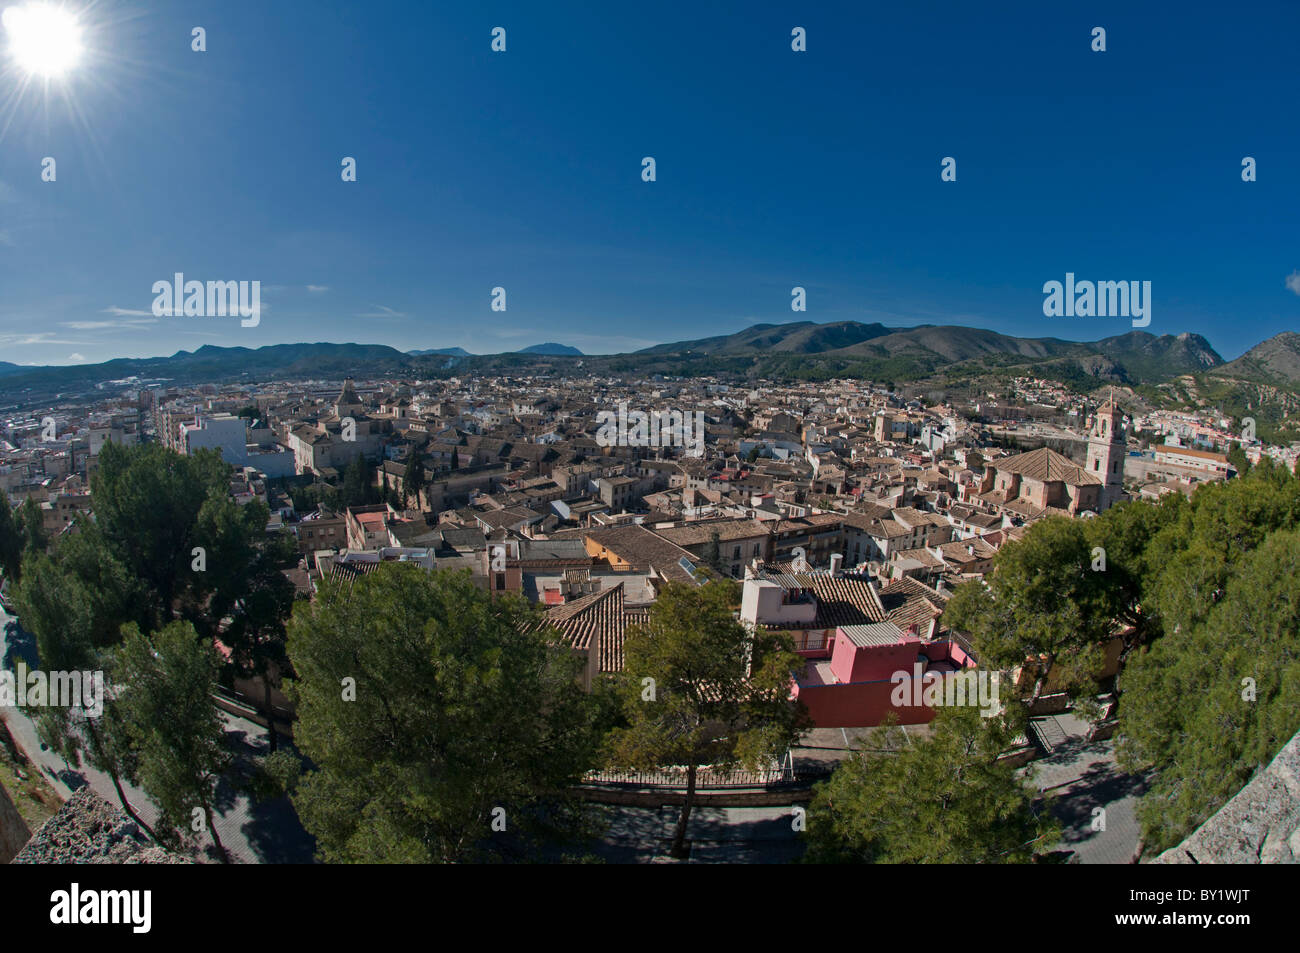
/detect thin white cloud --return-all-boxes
[1286,271,1300,296]
[68,353,85,362]
[101,306,156,317]
[307,284,330,293]
[357,304,406,318]
[0,332,93,347]
[66,318,157,330]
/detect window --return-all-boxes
[1094,459,1100,470]
[495,573,506,589]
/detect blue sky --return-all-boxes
[0,0,1297,366]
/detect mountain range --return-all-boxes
[630,321,1225,381]
[404,343,585,357]
[1,322,1297,414]
[1218,331,1300,385]
[406,346,472,357]
[517,343,583,356]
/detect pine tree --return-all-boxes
[605,580,808,859]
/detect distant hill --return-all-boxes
[637,321,893,356]
[0,342,420,397]
[1214,332,1300,386]
[630,321,1223,384]
[1093,331,1222,381]
[518,343,582,356]
[1,322,1283,411]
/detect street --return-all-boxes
[0,605,314,863]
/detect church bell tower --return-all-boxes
[1086,392,1126,511]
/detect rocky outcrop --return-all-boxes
[0,781,31,864]
[1152,730,1300,864]
[11,787,187,864]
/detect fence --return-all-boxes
[585,752,832,790]
[585,765,789,788]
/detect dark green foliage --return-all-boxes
[947,461,1300,853]
[803,708,1058,863]
[91,441,230,628]
[113,620,233,860]
[285,563,601,862]
[401,447,426,507]
[0,497,26,583]
[604,579,809,857]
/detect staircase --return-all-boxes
[1031,715,1069,754]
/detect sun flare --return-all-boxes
[2,3,83,79]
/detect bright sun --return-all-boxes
[2,3,83,78]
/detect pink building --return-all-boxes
[793,621,977,728]
[740,566,985,728]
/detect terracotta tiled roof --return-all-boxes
[773,513,844,533]
[936,537,997,562]
[807,574,887,628]
[650,518,769,547]
[329,560,382,583]
[545,583,643,673]
[585,524,698,583]
[475,507,543,530]
[890,547,943,568]
[878,576,950,632]
[992,446,1100,486]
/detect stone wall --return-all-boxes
[12,787,186,864]
[1152,729,1300,864]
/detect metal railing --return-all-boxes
[585,762,795,789]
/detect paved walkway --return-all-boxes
[1,608,314,864]
[587,803,804,863]
[1025,713,1148,864]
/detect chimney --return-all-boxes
[967,544,974,555]
[829,553,844,576]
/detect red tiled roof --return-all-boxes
[808,574,888,628]
[991,447,1100,486]
[545,583,642,673]
[878,576,949,632]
